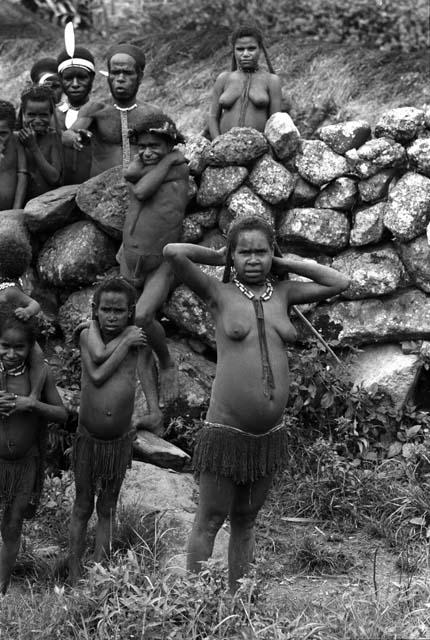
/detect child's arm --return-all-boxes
[129,150,186,202]
[18,127,61,187]
[7,288,41,320]
[28,342,47,399]
[80,326,146,387]
[124,155,148,184]
[13,139,27,208]
[14,368,67,424]
[87,320,137,365]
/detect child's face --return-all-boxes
[137,133,172,165]
[22,99,51,135]
[0,327,31,369]
[0,119,12,152]
[96,291,131,338]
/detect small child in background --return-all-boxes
[29,58,63,106]
[0,100,27,210]
[17,86,62,202]
[0,307,67,593]
[0,232,48,398]
[69,277,147,584]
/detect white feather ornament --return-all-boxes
[65,22,75,58]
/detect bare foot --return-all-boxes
[136,410,164,436]
[159,361,179,407]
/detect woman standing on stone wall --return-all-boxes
[207,25,282,140]
[164,215,349,592]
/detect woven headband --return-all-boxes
[58,58,95,74]
[38,72,57,85]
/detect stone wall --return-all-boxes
[14,106,430,362]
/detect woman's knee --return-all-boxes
[1,517,23,543]
[72,498,93,523]
[195,509,226,537]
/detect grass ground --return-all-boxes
[2,458,430,639]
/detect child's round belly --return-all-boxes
[0,415,40,460]
[79,389,136,439]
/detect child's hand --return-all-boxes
[14,306,32,321]
[18,126,38,151]
[168,150,186,165]
[124,325,148,348]
[0,391,18,416]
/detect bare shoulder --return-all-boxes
[213,71,230,87]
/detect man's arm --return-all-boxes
[62,102,98,150]
[268,74,282,115]
[80,327,146,387]
[208,72,228,140]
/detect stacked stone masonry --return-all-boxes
[16,106,430,352]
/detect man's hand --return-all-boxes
[72,129,92,151]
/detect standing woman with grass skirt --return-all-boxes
[163,215,350,592]
[208,24,282,140]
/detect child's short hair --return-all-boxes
[128,112,185,145]
[20,85,55,117]
[0,233,32,280]
[92,276,137,323]
[0,303,37,347]
[0,100,16,130]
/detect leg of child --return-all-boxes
[93,484,121,563]
[68,466,95,585]
[134,261,178,407]
[28,343,47,400]
[136,347,164,436]
[0,460,37,594]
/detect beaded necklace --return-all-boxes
[233,276,275,399]
[113,103,137,169]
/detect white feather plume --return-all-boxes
[65,22,75,58]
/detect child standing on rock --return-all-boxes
[17,85,62,203]
[68,277,147,584]
[115,112,189,431]
[0,307,66,594]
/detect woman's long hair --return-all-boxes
[230,24,275,74]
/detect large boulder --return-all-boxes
[350,203,385,246]
[224,186,275,232]
[196,166,248,206]
[357,169,395,203]
[203,127,268,166]
[278,208,350,253]
[295,140,349,187]
[383,172,430,241]
[182,134,211,176]
[76,166,128,240]
[407,138,430,178]
[314,177,357,211]
[348,344,422,409]
[199,228,226,250]
[374,107,425,143]
[57,286,95,342]
[264,112,301,161]
[332,245,409,300]
[120,463,229,570]
[163,266,222,349]
[310,288,430,346]
[317,120,371,154]
[346,137,406,179]
[289,176,318,206]
[398,234,430,293]
[180,217,204,243]
[37,221,117,289]
[248,154,296,204]
[24,185,80,232]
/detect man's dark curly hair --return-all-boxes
[0,100,16,131]
[0,233,32,280]
[128,112,185,145]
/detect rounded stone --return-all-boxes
[248,154,296,204]
[203,127,268,166]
